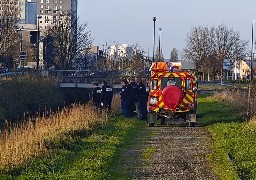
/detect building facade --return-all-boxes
[31,0,77,32]
[109,44,133,60]
[25,1,37,24]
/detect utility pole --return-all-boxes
[36,15,42,69]
[152,17,156,62]
[251,20,256,80]
[158,28,162,61]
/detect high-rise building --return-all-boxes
[25,1,37,24]
[0,0,37,25]
[19,0,26,23]
[31,0,77,32]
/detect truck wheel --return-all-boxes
[148,123,155,127]
[147,112,157,124]
[189,122,196,127]
[160,117,166,125]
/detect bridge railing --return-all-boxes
[49,70,124,84]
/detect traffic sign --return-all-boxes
[19,56,26,60]
[19,51,27,60]
[19,51,27,56]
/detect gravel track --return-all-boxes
[127,125,220,180]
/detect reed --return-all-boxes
[0,101,114,169]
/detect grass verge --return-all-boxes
[198,94,256,179]
[0,117,147,180]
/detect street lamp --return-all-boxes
[251,20,256,80]
[36,15,42,69]
[152,17,156,62]
[18,27,23,68]
[158,28,162,61]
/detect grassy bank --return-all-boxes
[0,117,146,179]
[198,95,256,179]
[0,76,90,126]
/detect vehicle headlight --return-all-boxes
[149,97,158,105]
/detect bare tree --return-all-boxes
[170,48,179,62]
[46,12,93,70]
[0,0,20,68]
[183,24,248,80]
[125,44,146,77]
[155,47,164,61]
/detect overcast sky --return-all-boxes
[77,0,256,58]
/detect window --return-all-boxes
[60,0,62,3]
[40,0,43,3]
[45,0,49,3]
[161,77,181,89]
[40,5,43,8]
[152,79,158,90]
[59,6,62,9]
[185,79,191,90]
[53,5,58,10]
[54,0,58,3]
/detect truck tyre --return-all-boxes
[189,122,196,127]
[160,117,166,125]
[147,112,157,124]
[148,123,155,127]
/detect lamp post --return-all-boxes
[36,15,42,69]
[19,27,23,68]
[251,20,256,80]
[158,28,162,61]
[152,17,156,62]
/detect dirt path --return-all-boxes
[127,125,219,180]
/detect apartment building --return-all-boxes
[31,0,77,32]
[110,44,133,60]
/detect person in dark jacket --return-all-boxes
[127,77,138,117]
[120,79,131,117]
[92,83,101,108]
[101,81,113,111]
[137,79,148,120]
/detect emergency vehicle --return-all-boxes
[147,61,197,127]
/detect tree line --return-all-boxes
[183,25,248,80]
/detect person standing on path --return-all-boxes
[91,83,101,109]
[101,80,113,111]
[128,77,138,117]
[136,79,148,120]
[120,79,131,117]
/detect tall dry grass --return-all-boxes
[0,95,121,169]
[111,94,121,114]
[213,87,256,121]
[0,104,106,169]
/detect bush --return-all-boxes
[0,76,90,127]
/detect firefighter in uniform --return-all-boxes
[92,83,101,108]
[137,79,148,120]
[120,79,131,117]
[128,78,138,117]
[101,81,113,111]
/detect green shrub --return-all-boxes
[0,76,89,127]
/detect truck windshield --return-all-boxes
[161,77,181,89]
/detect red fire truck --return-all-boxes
[147,61,197,127]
